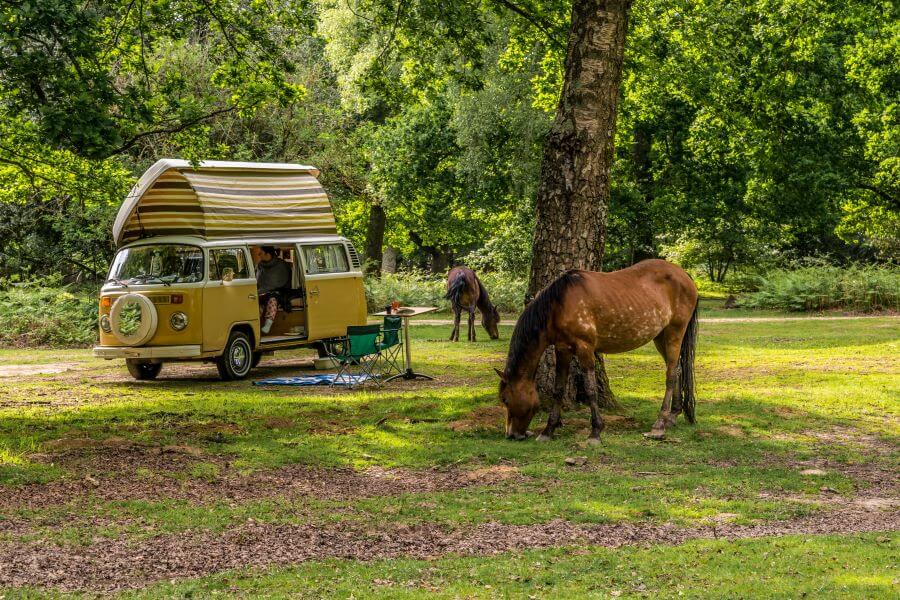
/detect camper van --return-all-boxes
[93,159,367,380]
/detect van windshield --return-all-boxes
[108,244,204,284]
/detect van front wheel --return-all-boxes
[216,331,253,380]
[126,359,162,380]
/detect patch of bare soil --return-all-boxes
[1,453,527,511]
[0,503,897,592]
[804,426,898,457]
[0,362,85,378]
[448,405,505,432]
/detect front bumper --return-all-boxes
[93,344,202,360]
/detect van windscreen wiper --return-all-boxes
[131,273,171,286]
[104,277,128,287]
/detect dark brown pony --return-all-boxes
[496,259,698,441]
[445,266,501,341]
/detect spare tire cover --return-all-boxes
[110,293,158,346]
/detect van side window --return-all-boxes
[209,248,250,281]
[302,244,349,274]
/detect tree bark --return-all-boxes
[364,202,386,277]
[528,0,632,411]
[382,246,398,274]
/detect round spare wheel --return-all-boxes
[110,293,159,346]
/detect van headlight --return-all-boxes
[99,314,112,333]
[169,312,188,331]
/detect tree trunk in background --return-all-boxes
[382,246,398,274]
[364,202,386,277]
[527,0,632,411]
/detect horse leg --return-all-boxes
[536,348,571,441]
[646,327,683,440]
[576,346,605,444]
[450,305,461,342]
[468,306,476,341]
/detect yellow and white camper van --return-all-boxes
[93,159,367,380]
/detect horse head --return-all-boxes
[482,304,501,339]
[494,368,537,440]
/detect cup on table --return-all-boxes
[391,300,400,311]
[385,305,392,314]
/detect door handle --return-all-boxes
[248,294,256,300]
[309,288,319,296]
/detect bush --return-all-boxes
[365,271,526,313]
[0,279,98,347]
[742,264,900,312]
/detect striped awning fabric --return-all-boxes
[114,160,337,245]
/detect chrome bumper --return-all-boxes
[92,345,202,359]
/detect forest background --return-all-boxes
[0,0,897,292]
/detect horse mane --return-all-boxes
[505,270,583,377]
[474,273,494,311]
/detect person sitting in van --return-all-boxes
[253,245,292,334]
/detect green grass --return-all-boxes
[0,316,897,595]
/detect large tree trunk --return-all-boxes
[364,202,386,277]
[382,246,398,274]
[528,0,632,411]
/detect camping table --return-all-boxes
[371,306,439,381]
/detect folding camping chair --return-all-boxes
[328,324,383,388]
[377,316,403,378]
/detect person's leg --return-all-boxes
[261,296,278,334]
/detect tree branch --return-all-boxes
[101,104,245,158]
[491,0,566,49]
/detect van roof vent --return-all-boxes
[346,243,362,270]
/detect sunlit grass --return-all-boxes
[0,318,897,541]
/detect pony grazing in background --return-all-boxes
[445,266,501,342]
[496,259,699,441]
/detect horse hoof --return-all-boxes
[586,437,602,445]
[643,430,666,441]
[536,434,552,443]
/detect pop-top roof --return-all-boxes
[112,159,337,246]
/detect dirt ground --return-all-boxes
[1,501,896,592]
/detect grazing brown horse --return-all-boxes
[445,266,501,341]
[495,259,698,441]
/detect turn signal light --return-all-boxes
[171,294,184,304]
[100,297,112,310]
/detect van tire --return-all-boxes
[126,359,162,380]
[216,331,253,380]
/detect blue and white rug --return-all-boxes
[253,374,374,386]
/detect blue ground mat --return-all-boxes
[252,374,374,386]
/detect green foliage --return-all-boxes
[1,0,310,158]
[0,0,895,284]
[608,0,899,272]
[365,271,526,312]
[743,264,900,312]
[0,280,97,347]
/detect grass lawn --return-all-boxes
[0,314,897,596]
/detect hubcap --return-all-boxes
[231,342,248,372]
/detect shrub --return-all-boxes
[0,279,98,347]
[742,264,900,312]
[365,271,526,313]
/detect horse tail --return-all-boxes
[678,301,699,424]
[444,271,467,306]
